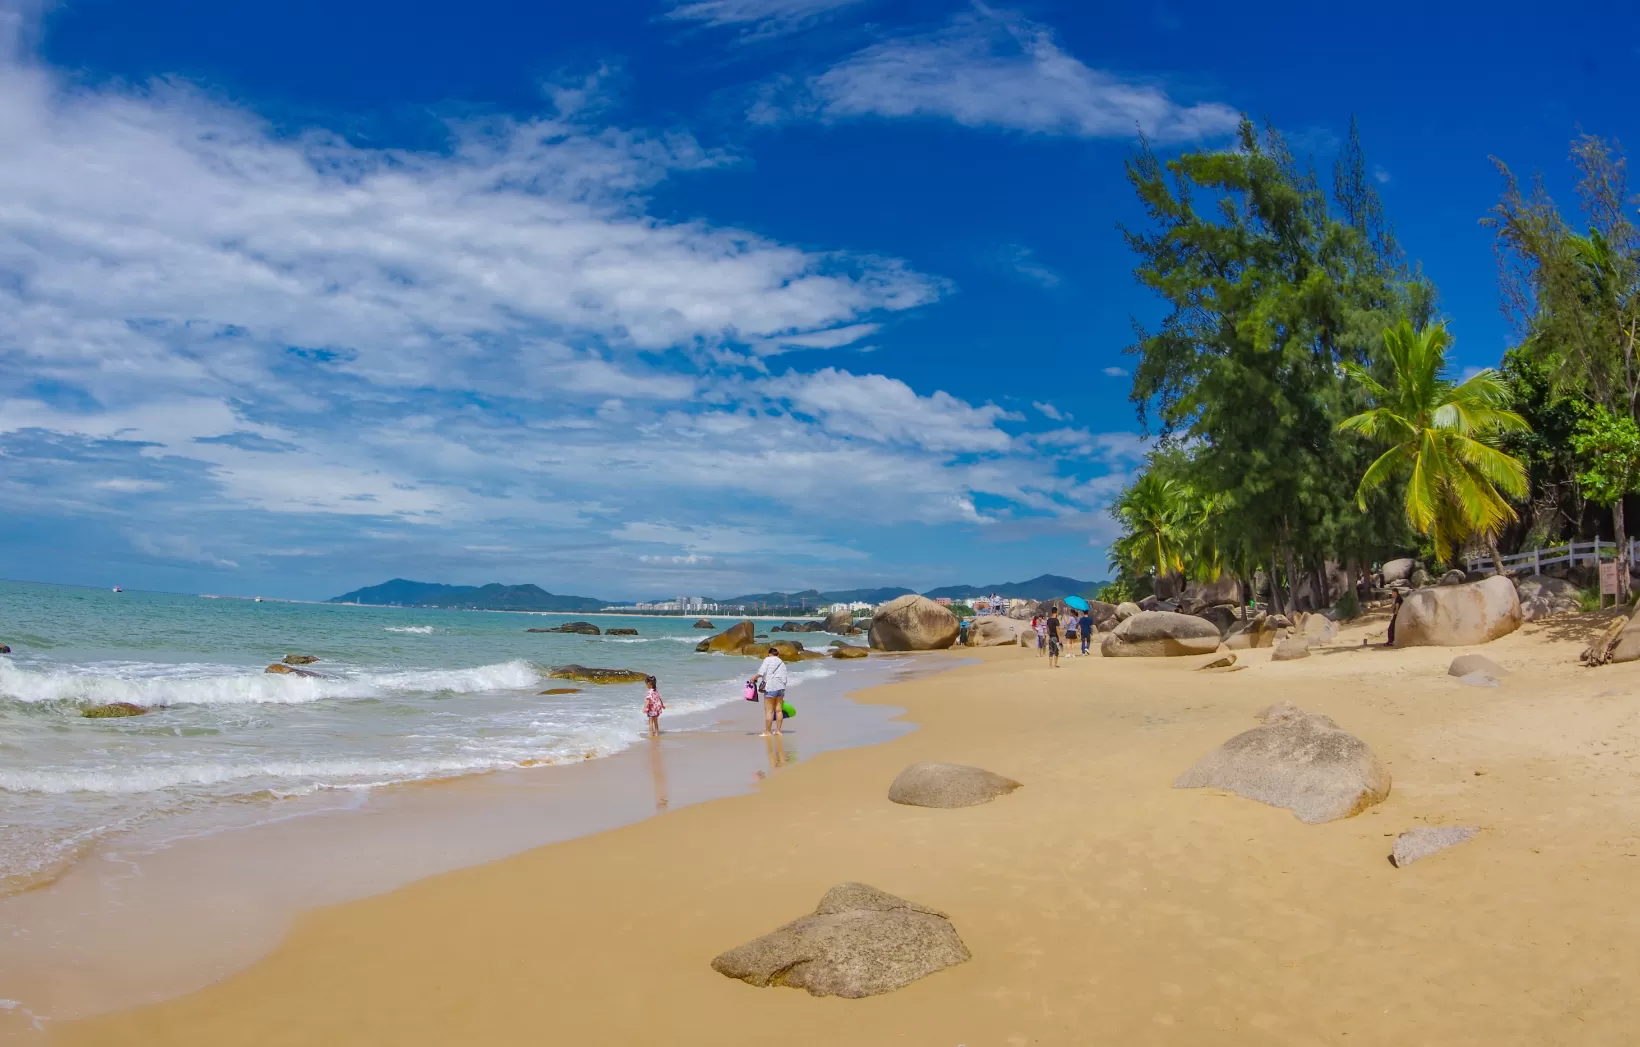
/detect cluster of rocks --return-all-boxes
[694,620,827,660]
[527,621,601,635]
[771,621,826,633]
[266,654,322,677]
[546,665,649,684]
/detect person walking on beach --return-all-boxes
[643,675,665,737]
[1386,590,1404,647]
[752,647,789,737]
[1046,606,1062,668]
[1078,608,1093,655]
[1033,615,1046,656]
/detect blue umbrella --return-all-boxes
[1063,595,1090,611]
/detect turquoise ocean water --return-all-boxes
[0,580,853,891]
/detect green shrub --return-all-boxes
[1335,587,1361,621]
[1579,585,1605,612]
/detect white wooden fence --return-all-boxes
[1466,538,1639,575]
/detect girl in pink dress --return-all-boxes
[643,675,665,736]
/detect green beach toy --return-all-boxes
[781,700,796,719]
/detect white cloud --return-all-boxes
[996,244,1061,287]
[1102,366,1128,377]
[800,6,1239,141]
[664,0,866,37]
[96,478,168,492]
[1373,164,1391,184]
[1032,400,1065,421]
[765,368,1015,453]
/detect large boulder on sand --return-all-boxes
[887,762,1021,808]
[1173,708,1391,823]
[1381,558,1418,585]
[1194,605,1238,638]
[1449,654,1507,678]
[1392,575,1522,648]
[869,595,960,651]
[1178,574,1241,614]
[1270,637,1311,661]
[823,608,853,633]
[1439,569,1467,586]
[1516,576,1581,621]
[710,883,969,998]
[1115,601,1141,621]
[1225,612,1287,649]
[697,620,756,653]
[1087,600,1118,626]
[965,617,1030,647]
[1100,611,1222,657]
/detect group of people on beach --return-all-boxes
[1029,606,1094,668]
[642,645,791,738]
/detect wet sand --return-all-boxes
[50,610,1640,1045]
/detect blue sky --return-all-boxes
[0,0,1633,601]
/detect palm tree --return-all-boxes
[1339,320,1531,569]
[1109,470,1187,579]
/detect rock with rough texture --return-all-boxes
[1114,601,1141,622]
[1392,576,1523,647]
[1173,709,1391,823]
[547,665,648,684]
[1100,611,1223,658]
[547,621,601,635]
[831,645,869,659]
[1391,826,1479,867]
[710,883,970,998]
[0,643,11,654]
[869,595,960,651]
[693,619,715,629]
[537,687,581,695]
[264,663,319,677]
[1381,558,1418,586]
[282,654,319,666]
[82,702,147,718]
[1194,605,1239,638]
[1137,595,1162,612]
[606,628,638,636]
[1439,569,1467,586]
[1299,614,1338,644]
[1449,654,1507,678]
[1606,613,1640,665]
[1225,614,1281,650]
[1087,600,1118,626]
[1410,567,1434,589]
[1271,638,1311,661]
[1197,653,1237,670]
[887,762,1021,808]
[1257,701,1305,725]
[696,620,756,653]
[1516,575,1581,621]
[964,616,1030,647]
[737,640,823,661]
[823,608,854,634]
[1178,574,1242,614]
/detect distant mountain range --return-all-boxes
[328,573,1103,612]
[329,579,608,612]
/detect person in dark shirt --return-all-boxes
[1078,610,1093,654]
[1046,606,1061,668]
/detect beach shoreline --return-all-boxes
[0,652,928,1041]
[43,610,1640,1045]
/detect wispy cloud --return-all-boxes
[994,244,1061,287]
[791,6,1239,141]
[664,0,866,38]
[1032,400,1066,421]
[1102,366,1128,377]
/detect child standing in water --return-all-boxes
[643,675,665,736]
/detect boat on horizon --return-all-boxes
[111,586,123,593]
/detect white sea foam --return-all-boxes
[0,658,541,707]
[384,625,434,634]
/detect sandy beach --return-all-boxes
[49,608,1640,1045]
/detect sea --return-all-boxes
[0,579,875,896]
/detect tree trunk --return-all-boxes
[1485,533,1506,579]
[1267,552,1286,616]
[1280,525,1300,617]
[1616,499,1629,598]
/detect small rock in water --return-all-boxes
[0,643,10,654]
[282,654,319,665]
[547,664,648,684]
[831,645,869,659]
[692,619,715,629]
[82,702,147,718]
[605,628,639,636]
[1391,826,1479,867]
[264,663,320,677]
[538,687,582,695]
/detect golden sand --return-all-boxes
[56,610,1640,1045]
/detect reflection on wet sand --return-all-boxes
[646,736,669,811]
[756,733,798,778]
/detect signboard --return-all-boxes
[1601,561,1621,596]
